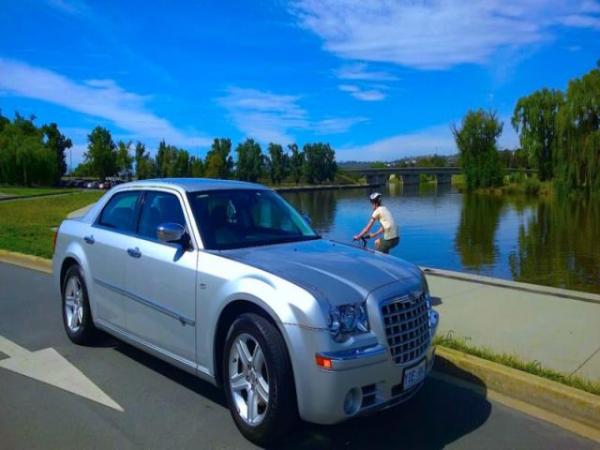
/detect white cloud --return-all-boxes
[0,58,211,148]
[315,117,368,134]
[338,117,519,161]
[339,84,386,101]
[291,0,600,70]
[218,87,364,142]
[335,63,397,81]
[45,0,88,15]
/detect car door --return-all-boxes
[124,189,197,365]
[88,190,142,330]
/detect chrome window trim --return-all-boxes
[94,277,195,326]
[91,186,199,251]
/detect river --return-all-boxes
[282,184,600,295]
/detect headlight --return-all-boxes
[328,302,369,342]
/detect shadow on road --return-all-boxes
[275,359,491,449]
[110,337,491,450]
[113,339,228,408]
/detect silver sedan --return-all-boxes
[53,178,439,445]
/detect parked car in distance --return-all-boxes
[53,178,439,445]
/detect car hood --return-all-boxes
[218,238,422,306]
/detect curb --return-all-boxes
[422,266,600,305]
[0,250,52,274]
[434,346,600,433]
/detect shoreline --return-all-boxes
[274,183,376,192]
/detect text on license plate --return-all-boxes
[403,359,426,390]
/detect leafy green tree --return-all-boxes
[116,140,133,175]
[452,109,503,190]
[236,138,263,182]
[204,138,233,179]
[190,156,204,177]
[134,141,156,180]
[174,148,190,176]
[555,62,600,193]
[267,143,287,184]
[0,114,58,185]
[512,88,564,181]
[42,123,71,181]
[84,127,117,180]
[288,143,303,184]
[303,142,337,184]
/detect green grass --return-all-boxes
[435,332,600,396]
[0,187,74,197]
[0,191,103,258]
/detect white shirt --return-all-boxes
[372,205,398,240]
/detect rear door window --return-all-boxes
[97,191,141,233]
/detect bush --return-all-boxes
[524,177,541,195]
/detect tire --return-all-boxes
[222,313,298,445]
[61,264,98,345]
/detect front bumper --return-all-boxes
[289,309,439,425]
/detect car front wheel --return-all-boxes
[223,313,297,445]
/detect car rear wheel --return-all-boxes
[223,313,297,445]
[62,264,98,345]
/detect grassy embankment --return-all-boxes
[0,191,103,258]
[0,186,74,197]
[435,333,600,396]
[451,173,553,196]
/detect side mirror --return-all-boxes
[302,213,312,225]
[157,222,186,243]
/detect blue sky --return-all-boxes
[0,0,599,167]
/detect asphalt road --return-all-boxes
[0,262,598,450]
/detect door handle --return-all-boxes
[83,235,95,245]
[127,247,142,258]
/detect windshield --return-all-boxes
[187,189,319,250]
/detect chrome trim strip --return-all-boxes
[94,278,195,326]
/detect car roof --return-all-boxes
[115,178,268,193]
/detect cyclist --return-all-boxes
[353,192,399,254]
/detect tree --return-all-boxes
[452,109,503,190]
[0,113,58,186]
[236,138,263,182]
[189,156,204,177]
[134,142,156,180]
[288,144,303,184]
[267,143,286,184]
[42,123,71,181]
[303,142,337,184]
[116,140,133,176]
[512,88,563,181]
[555,62,600,193]
[84,127,117,179]
[204,138,233,179]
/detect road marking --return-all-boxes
[431,371,600,443]
[0,335,123,412]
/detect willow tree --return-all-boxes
[512,88,564,181]
[452,109,503,190]
[555,63,600,193]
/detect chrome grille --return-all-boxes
[381,293,430,365]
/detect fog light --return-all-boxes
[343,388,362,415]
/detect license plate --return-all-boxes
[403,359,426,390]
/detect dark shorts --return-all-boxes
[378,237,399,254]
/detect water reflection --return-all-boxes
[509,196,600,293]
[455,194,504,270]
[282,185,600,294]
[283,189,338,234]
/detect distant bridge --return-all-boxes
[345,167,534,185]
